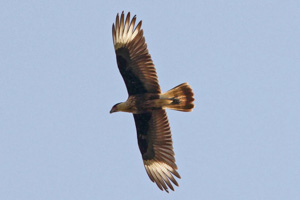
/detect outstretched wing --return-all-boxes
[112,12,161,95]
[133,110,180,192]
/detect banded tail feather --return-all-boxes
[161,83,195,112]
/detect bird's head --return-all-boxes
[110,103,121,114]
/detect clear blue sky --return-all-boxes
[1,1,300,199]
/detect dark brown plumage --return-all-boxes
[110,12,195,192]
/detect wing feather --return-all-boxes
[133,110,180,192]
[112,12,160,95]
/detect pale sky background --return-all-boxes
[1,1,300,200]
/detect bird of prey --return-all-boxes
[110,12,195,192]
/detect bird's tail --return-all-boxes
[160,83,194,112]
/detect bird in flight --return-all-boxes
[110,12,195,192]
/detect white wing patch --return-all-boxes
[113,12,142,50]
[144,159,180,192]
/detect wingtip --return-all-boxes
[143,159,180,193]
[113,11,144,50]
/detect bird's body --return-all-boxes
[111,84,193,114]
[111,93,160,114]
[110,12,194,192]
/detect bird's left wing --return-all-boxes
[133,110,180,192]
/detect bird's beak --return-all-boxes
[110,108,115,114]
[110,103,119,114]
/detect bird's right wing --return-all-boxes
[133,109,180,192]
[112,12,161,95]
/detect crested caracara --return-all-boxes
[110,12,195,193]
